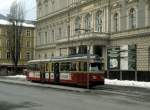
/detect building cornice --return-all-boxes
[56,32,110,45]
[110,27,150,40]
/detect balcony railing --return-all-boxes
[35,43,56,50]
[56,32,110,44]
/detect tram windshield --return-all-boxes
[28,64,40,71]
[89,63,101,72]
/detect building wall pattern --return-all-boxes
[36,0,150,71]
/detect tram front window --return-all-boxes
[28,64,38,71]
[89,63,100,72]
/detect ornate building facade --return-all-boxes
[36,0,150,81]
[0,19,35,75]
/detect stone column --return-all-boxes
[76,46,79,54]
[103,46,107,70]
[87,45,93,55]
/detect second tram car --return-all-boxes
[27,55,105,88]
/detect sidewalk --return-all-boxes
[0,77,89,92]
[1,75,150,93]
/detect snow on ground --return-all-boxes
[5,75,150,89]
[105,79,150,89]
[7,75,26,79]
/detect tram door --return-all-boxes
[54,63,60,82]
[40,64,45,81]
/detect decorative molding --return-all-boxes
[145,0,150,4]
[112,2,121,9]
[38,1,42,7]
[44,0,48,3]
[126,0,139,4]
[50,0,55,5]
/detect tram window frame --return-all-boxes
[79,62,87,71]
[40,63,45,72]
[29,63,40,71]
[28,64,36,70]
[47,63,51,72]
[83,62,87,71]
[45,63,49,72]
[70,62,77,71]
[89,63,100,72]
[60,62,70,72]
[52,63,54,72]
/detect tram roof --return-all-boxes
[28,54,100,64]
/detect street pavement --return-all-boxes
[0,78,88,92]
[0,78,150,110]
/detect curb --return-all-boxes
[0,79,90,92]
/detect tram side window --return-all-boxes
[45,63,48,72]
[79,62,87,71]
[60,62,70,72]
[28,64,35,70]
[90,63,100,71]
[83,62,87,71]
[70,62,76,71]
[40,64,45,72]
[52,63,54,72]
[48,63,51,72]
[29,64,40,71]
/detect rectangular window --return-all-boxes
[52,30,54,42]
[69,47,76,55]
[7,51,10,59]
[39,7,42,17]
[59,28,62,38]
[26,30,31,36]
[45,3,48,14]
[79,45,87,54]
[45,32,47,44]
[60,62,70,72]
[26,41,30,47]
[39,32,41,45]
[26,52,30,60]
[6,40,10,48]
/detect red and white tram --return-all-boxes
[27,55,105,88]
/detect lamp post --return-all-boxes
[87,45,91,89]
[75,28,92,89]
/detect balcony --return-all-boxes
[35,43,56,50]
[56,32,110,44]
[69,0,94,8]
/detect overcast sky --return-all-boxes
[0,0,36,21]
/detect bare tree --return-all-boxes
[7,0,25,73]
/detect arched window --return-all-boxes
[38,54,41,59]
[44,0,48,14]
[129,8,136,29]
[114,13,119,32]
[96,11,102,32]
[85,13,91,32]
[38,1,42,17]
[75,16,81,33]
